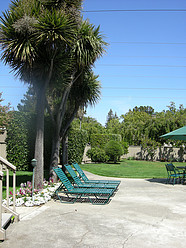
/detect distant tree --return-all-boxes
[105,109,118,127]
[106,118,121,135]
[75,116,106,142]
[132,106,154,115]
[166,101,176,114]
[0,92,11,129]
[121,102,186,146]
[17,87,36,113]
[121,110,151,145]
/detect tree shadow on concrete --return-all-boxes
[145,178,167,184]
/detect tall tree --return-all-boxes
[0,0,77,187]
[0,0,107,184]
[44,15,107,171]
[105,109,118,128]
[48,69,103,171]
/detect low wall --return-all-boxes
[122,145,186,162]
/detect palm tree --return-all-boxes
[46,19,107,173]
[48,69,102,172]
[0,0,77,187]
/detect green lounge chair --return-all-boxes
[165,163,184,185]
[72,162,121,186]
[53,167,115,205]
[64,164,118,190]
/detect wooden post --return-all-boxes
[0,171,3,230]
[6,168,9,208]
[13,171,16,212]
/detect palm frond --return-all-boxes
[72,19,108,68]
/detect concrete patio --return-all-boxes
[1,172,186,248]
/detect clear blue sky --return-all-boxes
[1,0,186,125]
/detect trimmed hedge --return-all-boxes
[68,128,88,164]
[6,111,35,171]
[90,134,122,149]
[6,111,53,171]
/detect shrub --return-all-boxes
[105,140,123,163]
[121,141,129,154]
[86,148,109,163]
[90,134,121,149]
[127,157,135,160]
[141,138,159,161]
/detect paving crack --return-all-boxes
[73,230,90,248]
[122,231,138,248]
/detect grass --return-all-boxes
[2,160,185,199]
[80,160,186,179]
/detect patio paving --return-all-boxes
[1,172,186,248]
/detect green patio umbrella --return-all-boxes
[160,126,186,141]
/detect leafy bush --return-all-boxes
[121,141,129,154]
[127,157,135,160]
[141,138,159,161]
[90,134,121,149]
[87,148,109,163]
[105,140,124,163]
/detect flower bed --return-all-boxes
[3,178,60,207]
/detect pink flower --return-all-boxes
[9,191,13,196]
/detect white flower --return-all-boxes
[25,200,34,207]
[4,180,59,207]
[16,198,24,207]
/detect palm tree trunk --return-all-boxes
[34,58,54,188]
[34,86,45,188]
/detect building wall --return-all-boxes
[0,130,7,159]
[122,145,186,162]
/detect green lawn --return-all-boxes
[80,160,186,179]
[2,160,185,199]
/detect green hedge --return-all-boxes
[6,111,53,171]
[6,111,35,171]
[90,134,122,149]
[68,128,88,164]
